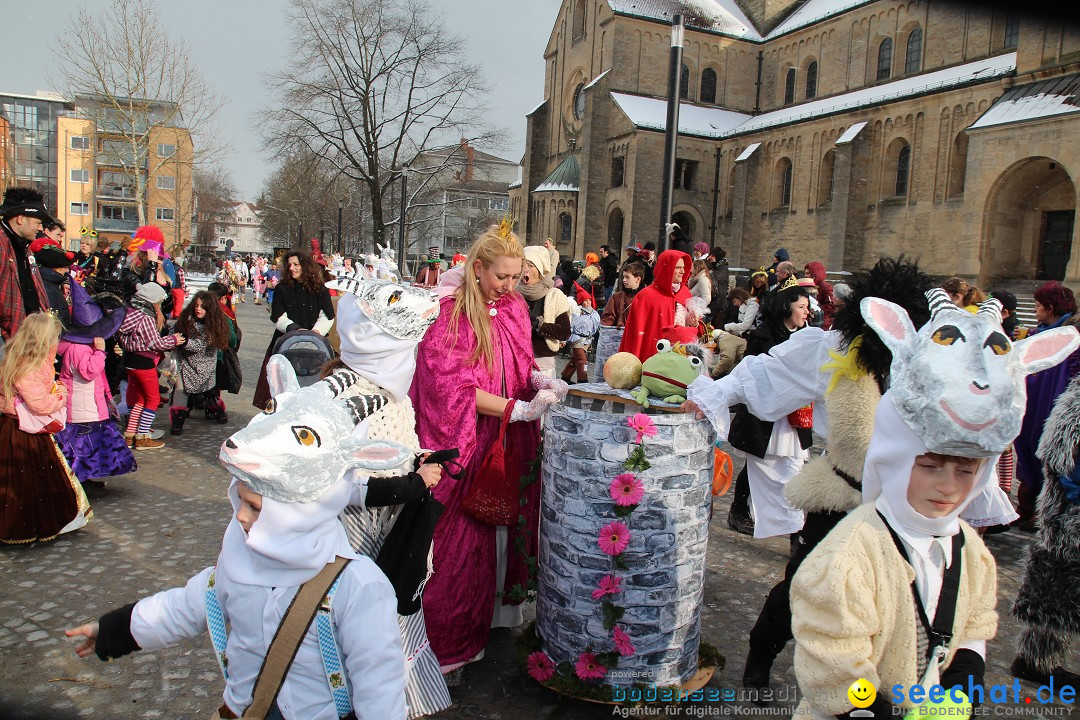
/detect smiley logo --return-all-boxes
[848,678,876,708]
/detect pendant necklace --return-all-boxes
[487,300,498,317]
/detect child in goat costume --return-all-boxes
[326,269,452,717]
[64,357,443,720]
[790,291,1080,718]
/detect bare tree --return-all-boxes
[55,0,225,226]
[193,166,238,256]
[262,0,505,249]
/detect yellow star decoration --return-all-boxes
[820,335,864,396]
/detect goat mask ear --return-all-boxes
[860,296,918,356]
[267,355,301,398]
[1012,327,1080,376]
[339,438,413,473]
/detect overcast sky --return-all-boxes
[0,0,560,198]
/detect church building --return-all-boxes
[509,0,1080,285]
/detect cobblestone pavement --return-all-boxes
[0,298,1075,719]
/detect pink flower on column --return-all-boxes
[609,473,645,506]
[575,651,608,680]
[627,412,658,444]
[591,574,623,599]
[598,521,630,555]
[613,625,636,657]
[526,651,556,682]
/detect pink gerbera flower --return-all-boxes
[591,574,622,600]
[598,521,630,555]
[575,651,608,680]
[609,473,645,506]
[526,651,556,682]
[628,413,658,443]
[613,625,636,657]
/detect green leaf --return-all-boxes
[597,651,621,669]
[615,554,628,570]
[556,661,573,674]
[601,601,625,630]
[613,503,638,517]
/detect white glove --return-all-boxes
[509,390,559,423]
[530,370,569,401]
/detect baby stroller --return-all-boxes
[271,329,337,388]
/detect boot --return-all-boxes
[134,434,165,451]
[123,432,135,449]
[211,398,228,424]
[170,408,189,436]
[1011,656,1080,687]
[742,648,775,706]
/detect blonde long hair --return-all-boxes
[0,312,61,401]
[448,224,524,368]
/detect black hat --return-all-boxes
[991,289,1018,314]
[0,188,55,225]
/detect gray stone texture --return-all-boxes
[537,401,716,687]
[590,325,625,383]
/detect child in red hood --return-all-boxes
[618,249,694,362]
[803,261,835,329]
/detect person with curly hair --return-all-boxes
[169,291,236,435]
[252,250,335,410]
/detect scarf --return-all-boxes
[518,274,554,302]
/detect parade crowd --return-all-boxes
[3,183,1080,719]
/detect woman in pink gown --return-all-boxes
[410,225,564,679]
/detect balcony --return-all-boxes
[96,186,137,201]
[94,217,138,234]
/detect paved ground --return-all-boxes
[0,294,1075,719]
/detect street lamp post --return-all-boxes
[337,199,344,257]
[659,13,685,252]
[397,166,408,275]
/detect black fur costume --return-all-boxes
[1013,374,1080,674]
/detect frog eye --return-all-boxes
[656,339,672,353]
[931,325,965,346]
[688,355,702,368]
[292,426,320,447]
[264,398,276,414]
[983,331,1011,356]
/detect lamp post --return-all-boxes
[397,165,409,275]
[659,13,685,252]
[337,199,344,257]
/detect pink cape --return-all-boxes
[409,293,540,667]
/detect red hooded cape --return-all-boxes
[618,249,692,362]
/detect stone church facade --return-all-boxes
[510,0,1080,285]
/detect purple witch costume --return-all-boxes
[55,282,136,482]
[410,292,541,669]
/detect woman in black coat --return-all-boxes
[252,250,335,409]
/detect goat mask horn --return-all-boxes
[926,288,962,320]
[977,298,1003,326]
[316,369,363,398]
[342,394,389,425]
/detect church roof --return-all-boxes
[607,0,762,39]
[534,154,581,193]
[969,72,1080,130]
[765,0,875,38]
[608,53,1017,139]
[610,92,751,138]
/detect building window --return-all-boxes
[70,136,90,150]
[573,0,586,40]
[680,64,690,100]
[905,28,922,74]
[99,171,135,199]
[774,158,793,209]
[895,143,911,196]
[947,132,969,198]
[70,169,89,183]
[157,143,176,158]
[700,68,717,104]
[156,175,175,190]
[611,156,625,187]
[784,67,796,104]
[559,212,572,245]
[489,197,509,211]
[99,204,131,220]
[572,84,586,121]
[877,38,893,81]
[817,150,835,207]
[70,202,89,216]
[805,61,818,99]
[608,207,624,245]
[156,208,175,221]
[674,159,698,190]
[1004,13,1019,49]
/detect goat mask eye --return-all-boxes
[931,325,965,346]
[984,331,1011,356]
[292,426,320,447]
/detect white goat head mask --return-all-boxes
[861,289,1080,456]
[219,356,412,503]
[326,271,439,341]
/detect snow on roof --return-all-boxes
[732,53,1016,136]
[534,154,581,193]
[610,92,750,138]
[735,143,761,161]
[584,69,611,91]
[766,0,874,39]
[527,99,548,116]
[835,121,867,144]
[607,0,762,39]
[969,73,1080,130]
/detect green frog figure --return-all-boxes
[630,339,704,408]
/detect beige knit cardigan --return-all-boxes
[791,504,998,716]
